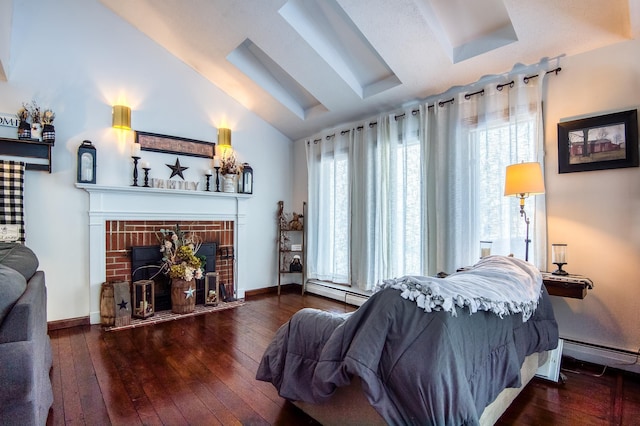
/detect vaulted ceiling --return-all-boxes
[88,1,640,139]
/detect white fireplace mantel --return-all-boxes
[77,184,250,324]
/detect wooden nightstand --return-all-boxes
[541,272,594,299]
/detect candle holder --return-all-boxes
[131,156,140,187]
[142,167,151,187]
[480,240,492,259]
[552,262,568,276]
[551,243,569,276]
[205,172,212,192]
[214,166,221,192]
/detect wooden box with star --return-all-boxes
[132,279,154,319]
[112,280,132,327]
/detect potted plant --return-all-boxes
[29,101,42,141]
[16,105,31,139]
[41,109,56,144]
[219,151,243,193]
[158,225,204,314]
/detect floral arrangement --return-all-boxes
[42,109,55,125]
[16,101,55,126]
[158,224,204,281]
[17,106,29,124]
[220,151,243,175]
[29,102,41,124]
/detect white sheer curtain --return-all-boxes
[306,69,548,290]
[305,133,351,284]
[428,73,547,272]
[367,110,426,284]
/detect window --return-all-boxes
[473,117,538,262]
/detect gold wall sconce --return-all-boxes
[112,105,131,130]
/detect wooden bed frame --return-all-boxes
[292,351,546,425]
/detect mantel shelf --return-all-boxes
[75,183,252,199]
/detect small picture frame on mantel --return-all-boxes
[557,109,639,173]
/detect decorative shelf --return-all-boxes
[277,200,306,295]
[0,137,52,172]
[542,272,594,299]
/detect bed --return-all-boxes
[256,256,559,425]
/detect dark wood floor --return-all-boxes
[47,291,640,425]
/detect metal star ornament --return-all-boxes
[166,158,189,180]
[184,285,195,299]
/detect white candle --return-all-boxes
[142,161,150,169]
[480,241,492,258]
[132,143,141,157]
[213,156,220,168]
[206,169,212,176]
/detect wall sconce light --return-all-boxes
[217,128,231,147]
[112,105,131,130]
[504,161,545,261]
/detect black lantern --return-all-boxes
[77,140,96,184]
[238,162,253,194]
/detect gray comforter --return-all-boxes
[256,286,558,425]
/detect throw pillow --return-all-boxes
[0,243,39,281]
[0,264,28,325]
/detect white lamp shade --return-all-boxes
[504,162,545,196]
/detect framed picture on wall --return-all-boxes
[557,109,638,173]
[135,131,215,158]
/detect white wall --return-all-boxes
[0,0,293,321]
[544,39,640,369]
[293,39,640,371]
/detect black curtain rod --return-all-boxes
[307,67,562,143]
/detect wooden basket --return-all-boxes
[171,278,196,314]
[99,282,115,326]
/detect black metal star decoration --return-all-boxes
[118,299,128,310]
[166,158,188,180]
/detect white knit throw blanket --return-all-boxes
[376,255,542,321]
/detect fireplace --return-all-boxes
[78,184,250,324]
[104,220,234,309]
[130,242,217,311]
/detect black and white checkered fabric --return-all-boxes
[0,161,25,242]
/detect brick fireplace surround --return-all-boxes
[105,220,235,295]
[78,184,250,324]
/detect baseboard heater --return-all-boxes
[561,337,640,374]
[305,281,369,307]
